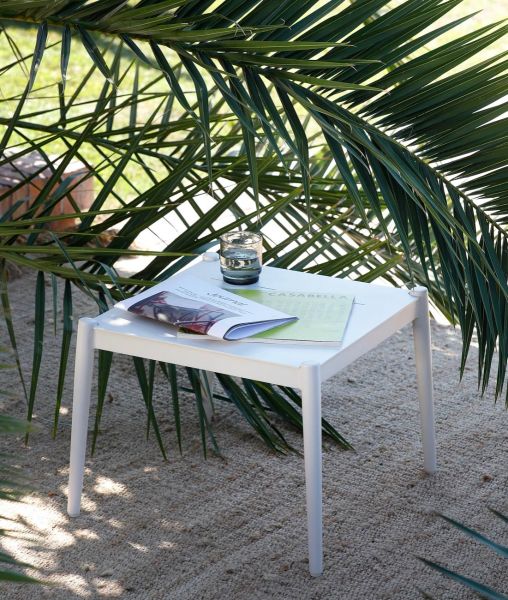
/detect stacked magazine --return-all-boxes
[115,275,354,346]
[230,289,354,345]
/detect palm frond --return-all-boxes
[420,510,508,600]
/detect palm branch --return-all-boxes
[419,510,508,600]
[0,0,506,454]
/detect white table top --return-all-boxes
[91,255,419,383]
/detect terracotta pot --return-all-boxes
[0,151,94,231]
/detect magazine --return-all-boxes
[178,288,355,346]
[231,289,354,344]
[114,275,297,341]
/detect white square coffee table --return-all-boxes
[67,253,436,576]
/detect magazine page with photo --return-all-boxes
[129,291,240,335]
[115,275,297,340]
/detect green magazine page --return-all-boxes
[232,289,354,343]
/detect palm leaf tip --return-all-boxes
[418,557,508,600]
[420,509,508,599]
[27,21,47,92]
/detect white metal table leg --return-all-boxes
[300,362,323,577]
[67,318,95,517]
[411,286,437,474]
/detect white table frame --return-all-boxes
[67,254,436,577]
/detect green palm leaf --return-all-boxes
[420,510,508,600]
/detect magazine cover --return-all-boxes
[115,275,297,340]
[232,289,355,344]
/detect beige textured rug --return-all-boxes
[0,271,507,600]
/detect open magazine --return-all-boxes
[178,288,355,345]
[114,275,297,341]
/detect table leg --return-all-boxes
[411,286,437,474]
[67,318,95,517]
[300,362,323,577]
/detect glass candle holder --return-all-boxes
[219,231,263,285]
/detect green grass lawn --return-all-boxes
[0,22,185,205]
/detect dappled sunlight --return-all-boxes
[106,517,126,530]
[127,542,149,552]
[76,492,98,513]
[49,574,92,598]
[0,500,93,598]
[90,577,125,597]
[158,541,177,550]
[1,495,75,551]
[93,476,130,497]
[74,529,99,541]
[0,466,187,598]
[143,466,158,473]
